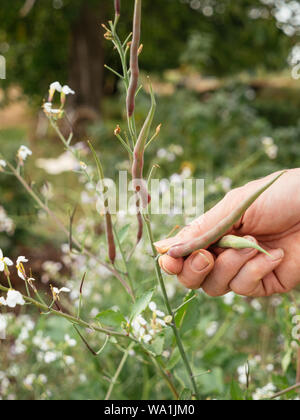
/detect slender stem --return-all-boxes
[113,225,135,298]
[150,355,179,400]
[105,342,134,400]
[0,284,131,340]
[142,214,200,399]
[173,295,196,315]
[270,382,300,400]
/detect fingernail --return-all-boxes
[268,249,284,261]
[159,258,175,276]
[191,252,210,272]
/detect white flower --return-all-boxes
[237,365,249,385]
[65,334,76,347]
[0,249,13,272]
[17,146,32,164]
[0,297,7,306]
[149,301,165,318]
[50,81,62,93]
[5,290,25,308]
[0,315,7,339]
[51,286,70,301]
[223,291,235,305]
[52,287,70,295]
[262,137,278,160]
[43,102,62,117]
[44,351,58,364]
[16,256,29,280]
[64,355,75,365]
[143,334,152,343]
[252,383,276,400]
[61,85,75,95]
[80,161,87,171]
[206,321,219,337]
[0,160,6,171]
[149,302,157,312]
[36,152,79,175]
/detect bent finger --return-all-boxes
[158,255,184,275]
[229,248,284,296]
[178,250,215,290]
[202,236,259,297]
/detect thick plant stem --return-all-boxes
[143,215,200,399]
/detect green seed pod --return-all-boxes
[127,0,141,117]
[167,171,286,258]
[216,235,271,257]
[132,81,156,207]
[114,0,120,16]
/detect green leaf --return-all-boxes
[175,291,199,334]
[282,348,292,373]
[179,388,193,400]
[96,309,126,329]
[166,348,181,370]
[130,288,155,322]
[230,379,244,400]
[144,334,165,356]
[118,224,131,244]
[197,367,224,395]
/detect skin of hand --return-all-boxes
[154,169,300,297]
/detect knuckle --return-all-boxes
[202,284,219,297]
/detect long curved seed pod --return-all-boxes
[105,211,116,265]
[167,171,286,258]
[132,81,156,207]
[88,141,116,265]
[114,0,120,16]
[136,207,143,245]
[216,235,271,257]
[126,0,141,117]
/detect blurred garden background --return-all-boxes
[0,0,300,400]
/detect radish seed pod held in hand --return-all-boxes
[216,235,272,257]
[165,171,286,258]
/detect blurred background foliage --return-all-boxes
[0,0,300,400]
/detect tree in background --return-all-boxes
[0,0,296,112]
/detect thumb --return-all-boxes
[154,192,238,254]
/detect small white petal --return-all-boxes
[62,85,75,95]
[149,301,157,312]
[59,287,70,294]
[17,256,28,264]
[50,82,62,92]
[0,297,7,306]
[3,258,13,266]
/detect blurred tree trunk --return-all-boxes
[68,3,106,115]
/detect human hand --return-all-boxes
[155,169,300,297]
